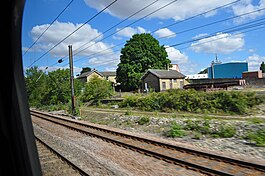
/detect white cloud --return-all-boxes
[245,54,265,71]
[165,46,189,64]
[84,0,237,21]
[178,62,199,75]
[154,28,176,38]
[84,0,265,25]
[248,49,255,53]
[164,46,198,75]
[115,26,148,38]
[190,33,245,54]
[232,0,265,23]
[30,21,114,57]
[87,52,120,69]
[103,67,117,71]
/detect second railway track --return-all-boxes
[31,109,265,176]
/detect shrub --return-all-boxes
[81,76,113,103]
[138,116,150,125]
[166,123,186,138]
[119,89,263,114]
[216,125,236,138]
[245,129,265,147]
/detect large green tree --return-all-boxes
[116,33,170,91]
[260,61,265,73]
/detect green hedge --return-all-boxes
[119,89,264,114]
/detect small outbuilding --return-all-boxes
[141,69,187,92]
[242,70,263,79]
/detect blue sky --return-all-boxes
[22,0,265,76]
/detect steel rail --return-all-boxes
[31,110,265,176]
[35,135,89,176]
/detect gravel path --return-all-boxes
[33,117,206,176]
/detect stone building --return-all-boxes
[141,69,187,92]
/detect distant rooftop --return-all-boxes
[143,69,185,79]
[99,71,116,76]
[77,69,103,79]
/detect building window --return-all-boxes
[170,79,173,89]
[180,80,184,89]
[162,82,166,90]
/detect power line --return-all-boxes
[52,0,240,69]
[60,0,242,66]
[23,0,74,56]
[63,4,262,68]
[74,17,265,70]
[54,0,160,64]
[177,25,265,51]
[73,0,179,57]
[37,23,265,74]
[168,17,265,48]
[57,0,181,67]
[48,1,263,71]
[151,0,241,33]
[158,7,265,39]
[75,0,159,54]
[27,0,118,68]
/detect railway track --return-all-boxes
[31,109,265,176]
[36,136,88,176]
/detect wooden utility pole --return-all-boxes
[68,45,75,115]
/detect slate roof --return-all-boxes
[100,71,116,77]
[77,69,103,79]
[142,69,185,79]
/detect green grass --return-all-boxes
[245,129,265,147]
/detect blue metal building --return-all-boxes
[208,62,248,79]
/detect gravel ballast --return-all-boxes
[33,117,205,176]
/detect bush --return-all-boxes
[138,116,150,125]
[216,125,236,138]
[166,123,186,138]
[246,129,265,147]
[184,119,211,134]
[81,76,113,103]
[119,89,263,115]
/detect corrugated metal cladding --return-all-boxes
[208,62,248,79]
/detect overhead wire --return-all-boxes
[53,0,160,65]
[158,6,265,39]
[72,0,180,58]
[177,25,265,51]
[150,0,241,33]
[27,0,118,68]
[39,0,264,73]
[48,0,241,69]
[23,0,75,56]
[72,0,240,58]
[70,17,265,70]
[168,17,265,48]
[61,0,242,67]
[62,1,257,68]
